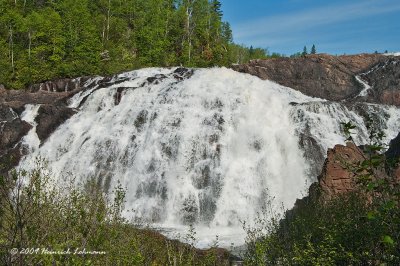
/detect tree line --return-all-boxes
[0,0,269,89]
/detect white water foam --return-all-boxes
[20,104,41,153]
[355,75,371,97]
[384,52,400,56]
[18,67,400,248]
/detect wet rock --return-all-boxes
[0,106,32,174]
[386,132,400,160]
[181,195,199,224]
[147,74,167,84]
[35,104,77,143]
[173,67,194,80]
[0,76,96,171]
[114,87,126,105]
[385,132,400,181]
[298,133,325,178]
[134,110,148,131]
[0,118,31,151]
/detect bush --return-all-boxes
[0,159,229,265]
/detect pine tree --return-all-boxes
[302,46,308,56]
[311,44,316,54]
[249,45,254,57]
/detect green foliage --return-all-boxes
[0,159,229,265]
[245,191,400,265]
[0,0,271,89]
[0,159,144,265]
[228,44,276,65]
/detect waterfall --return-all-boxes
[18,67,400,247]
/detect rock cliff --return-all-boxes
[232,53,400,105]
[0,78,90,174]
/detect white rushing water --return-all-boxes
[355,75,371,97]
[18,67,400,248]
[20,104,41,153]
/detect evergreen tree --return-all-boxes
[249,45,254,57]
[311,44,316,54]
[302,46,308,56]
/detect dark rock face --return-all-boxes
[298,133,326,178]
[362,58,400,105]
[0,78,92,174]
[232,54,400,105]
[0,105,32,174]
[28,77,92,93]
[35,105,77,143]
[386,132,400,160]
[1,90,70,114]
[0,111,31,151]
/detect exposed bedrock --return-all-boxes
[232,53,400,105]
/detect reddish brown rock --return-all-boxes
[232,53,400,105]
[380,90,400,106]
[232,54,384,100]
[318,142,365,198]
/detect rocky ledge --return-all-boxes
[232,53,400,105]
[0,77,98,174]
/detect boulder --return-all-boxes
[317,142,364,198]
[0,107,32,152]
[35,105,77,143]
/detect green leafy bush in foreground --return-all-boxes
[245,191,399,265]
[0,159,229,265]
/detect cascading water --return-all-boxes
[20,104,41,153]
[18,67,400,247]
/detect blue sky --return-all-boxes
[219,0,400,55]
